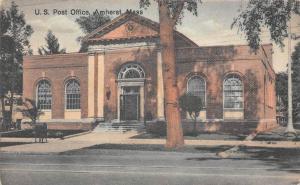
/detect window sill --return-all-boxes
[40,110,51,112]
[223,119,245,122]
[223,108,244,111]
[65,109,81,112]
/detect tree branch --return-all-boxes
[171,0,185,25]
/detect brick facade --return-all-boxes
[22,13,277,132]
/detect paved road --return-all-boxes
[0,149,299,185]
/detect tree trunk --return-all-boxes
[9,91,14,125]
[193,117,197,135]
[1,97,5,114]
[1,96,5,123]
[159,3,184,148]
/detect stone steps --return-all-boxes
[93,122,145,133]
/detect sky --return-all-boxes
[1,0,299,72]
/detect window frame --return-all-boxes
[186,75,206,108]
[65,79,81,110]
[36,80,52,110]
[223,74,244,110]
[118,63,145,80]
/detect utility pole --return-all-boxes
[285,18,296,135]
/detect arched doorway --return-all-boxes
[117,63,145,121]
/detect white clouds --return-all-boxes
[29,16,81,33]
[28,16,83,54]
[201,19,223,32]
[178,18,247,46]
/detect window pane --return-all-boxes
[37,80,52,110]
[187,76,206,106]
[118,64,145,79]
[224,75,243,109]
[65,80,80,109]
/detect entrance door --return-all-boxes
[120,86,140,121]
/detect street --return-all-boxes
[1,147,300,185]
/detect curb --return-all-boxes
[0,151,58,155]
[62,131,92,139]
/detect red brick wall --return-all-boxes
[23,53,89,119]
[176,44,276,123]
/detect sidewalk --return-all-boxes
[1,131,299,154]
[0,132,135,154]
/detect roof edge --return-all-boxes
[82,12,199,47]
[24,52,88,59]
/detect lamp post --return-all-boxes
[285,19,296,135]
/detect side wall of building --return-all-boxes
[23,53,89,128]
[173,44,277,133]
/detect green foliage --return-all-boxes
[0,2,34,57]
[276,72,288,113]
[47,130,64,138]
[19,98,44,125]
[0,1,33,93]
[38,30,66,55]
[76,14,111,34]
[0,1,33,123]
[140,0,201,25]
[55,131,64,138]
[0,9,10,35]
[232,0,300,51]
[179,93,203,120]
[179,93,203,135]
[75,14,111,52]
[276,42,300,122]
[292,42,300,121]
[0,36,20,94]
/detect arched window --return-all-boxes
[65,79,80,109]
[187,76,206,106]
[118,63,145,79]
[36,80,52,110]
[223,74,243,109]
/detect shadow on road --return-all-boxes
[186,146,300,174]
[240,147,300,173]
[61,143,300,175]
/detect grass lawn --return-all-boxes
[131,132,247,141]
[0,142,32,147]
[62,144,233,154]
[0,129,86,138]
[132,130,300,141]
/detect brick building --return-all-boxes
[23,13,277,133]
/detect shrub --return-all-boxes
[179,93,203,135]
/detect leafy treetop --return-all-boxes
[38,30,66,55]
[232,0,300,51]
[140,0,201,26]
